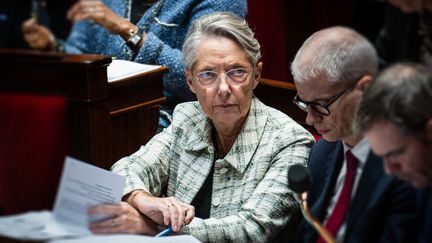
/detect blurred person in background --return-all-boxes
[21,0,247,128]
[356,62,432,243]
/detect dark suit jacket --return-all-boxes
[417,189,432,243]
[296,140,419,243]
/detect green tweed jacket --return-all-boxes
[111,97,314,242]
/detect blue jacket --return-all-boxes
[64,0,247,109]
[296,139,419,243]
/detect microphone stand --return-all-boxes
[294,192,336,243]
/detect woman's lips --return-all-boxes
[217,104,234,108]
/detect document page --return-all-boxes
[0,157,201,242]
[50,234,202,243]
[53,156,126,234]
[0,210,80,240]
[107,59,162,82]
[0,156,125,241]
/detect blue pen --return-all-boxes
[155,226,173,237]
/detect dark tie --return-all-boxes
[317,150,358,243]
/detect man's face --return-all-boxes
[294,77,358,143]
[365,120,432,188]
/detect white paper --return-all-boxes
[53,156,126,234]
[107,59,162,82]
[0,156,125,241]
[50,234,202,243]
[0,211,85,241]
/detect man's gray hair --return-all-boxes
[291,26,378,85]
[182,12,261,70]
[356,63,432,136]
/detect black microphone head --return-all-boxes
[288,164,312,194]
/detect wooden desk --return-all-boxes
[0,48,167,169]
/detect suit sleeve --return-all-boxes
[110,126,174,196]
[378,180,419,243]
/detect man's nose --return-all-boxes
[305,106,321,126]
[383,157,399,175]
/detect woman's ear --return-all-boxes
[252,62,263,89]
[185,68,196,94]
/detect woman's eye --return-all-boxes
[198,71,217,80]
[228,68,247,77]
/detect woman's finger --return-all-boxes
[162,202,172,226]
[184,204,195,224]
[168,201,181,232]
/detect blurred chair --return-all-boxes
[0,93,67,214]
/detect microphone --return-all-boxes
[288,164,336,243]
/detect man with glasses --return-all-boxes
[291,26,418,243]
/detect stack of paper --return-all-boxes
[0,157,124,241]
[0,157,201,242]
[107,59,162,82]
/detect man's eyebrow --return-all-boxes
[382,148,405,158]
[297,95,331,103]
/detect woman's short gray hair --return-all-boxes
[291,26,378,85]
[182,12,261,70]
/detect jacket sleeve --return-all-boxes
[63,20,92,54]
[110,126,174,196]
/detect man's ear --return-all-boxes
[356,75,373,92]
[252,62,263,90]
[426,118,432,142]
[185,68,197,94]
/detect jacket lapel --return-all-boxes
[174,112,214,204]
[311,142,345,221]
[345,152,385,225]
[224,97,267,174]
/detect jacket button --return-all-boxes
[208,146,214,153]
[212,197,221,207]
[219,167,229,174]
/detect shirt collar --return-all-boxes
[343,138,370,167]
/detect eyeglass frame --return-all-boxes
[190,67,253,86]
[292,83,357,116]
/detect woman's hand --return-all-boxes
[88,202,159,235]
[132,193,195,232]
[67,0,135,40]
[21,18,57,50]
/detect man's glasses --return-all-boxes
[192,68,251,86]
[292,85,353,116]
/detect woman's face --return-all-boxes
[186,36,262,127]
